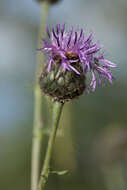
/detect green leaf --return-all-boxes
[51,170,68,175]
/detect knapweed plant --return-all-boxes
[37,24,116,190]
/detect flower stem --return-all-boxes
[37,101,64,190]
[31,2,49,190]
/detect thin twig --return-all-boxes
[37,101,64,190]
[31,2,50,190]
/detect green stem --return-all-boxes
[31,2,50,190]
[37,101,64,190]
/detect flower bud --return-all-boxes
[39,56,86,102]
[36,0,61,4]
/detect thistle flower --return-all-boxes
[39,24,116,102]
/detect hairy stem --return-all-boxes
[37,101,64,190]
[31,2,49,190]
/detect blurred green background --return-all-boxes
[0,0,127,189]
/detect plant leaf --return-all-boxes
[51,170,68,175]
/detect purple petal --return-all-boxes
[61,61,69,72]
[47,59,52,72]
[74,32,78,45]
[101,59,117,68]
[56,24,60,34]
[78,29,83,41]
[81,57,90,70]
[61,24,65,36]
[68,65,80,75]
[98,75,102,87]
[90,71,96,91]
[67,27,73,47]
[69,59,79,63]
[37,47,44,51]
[96,66,113,83]
[52,28,60,47]
[46,26,50,38]
[84,33,93,44]
[85,46,101,55]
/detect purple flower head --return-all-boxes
[39,24,116,92]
